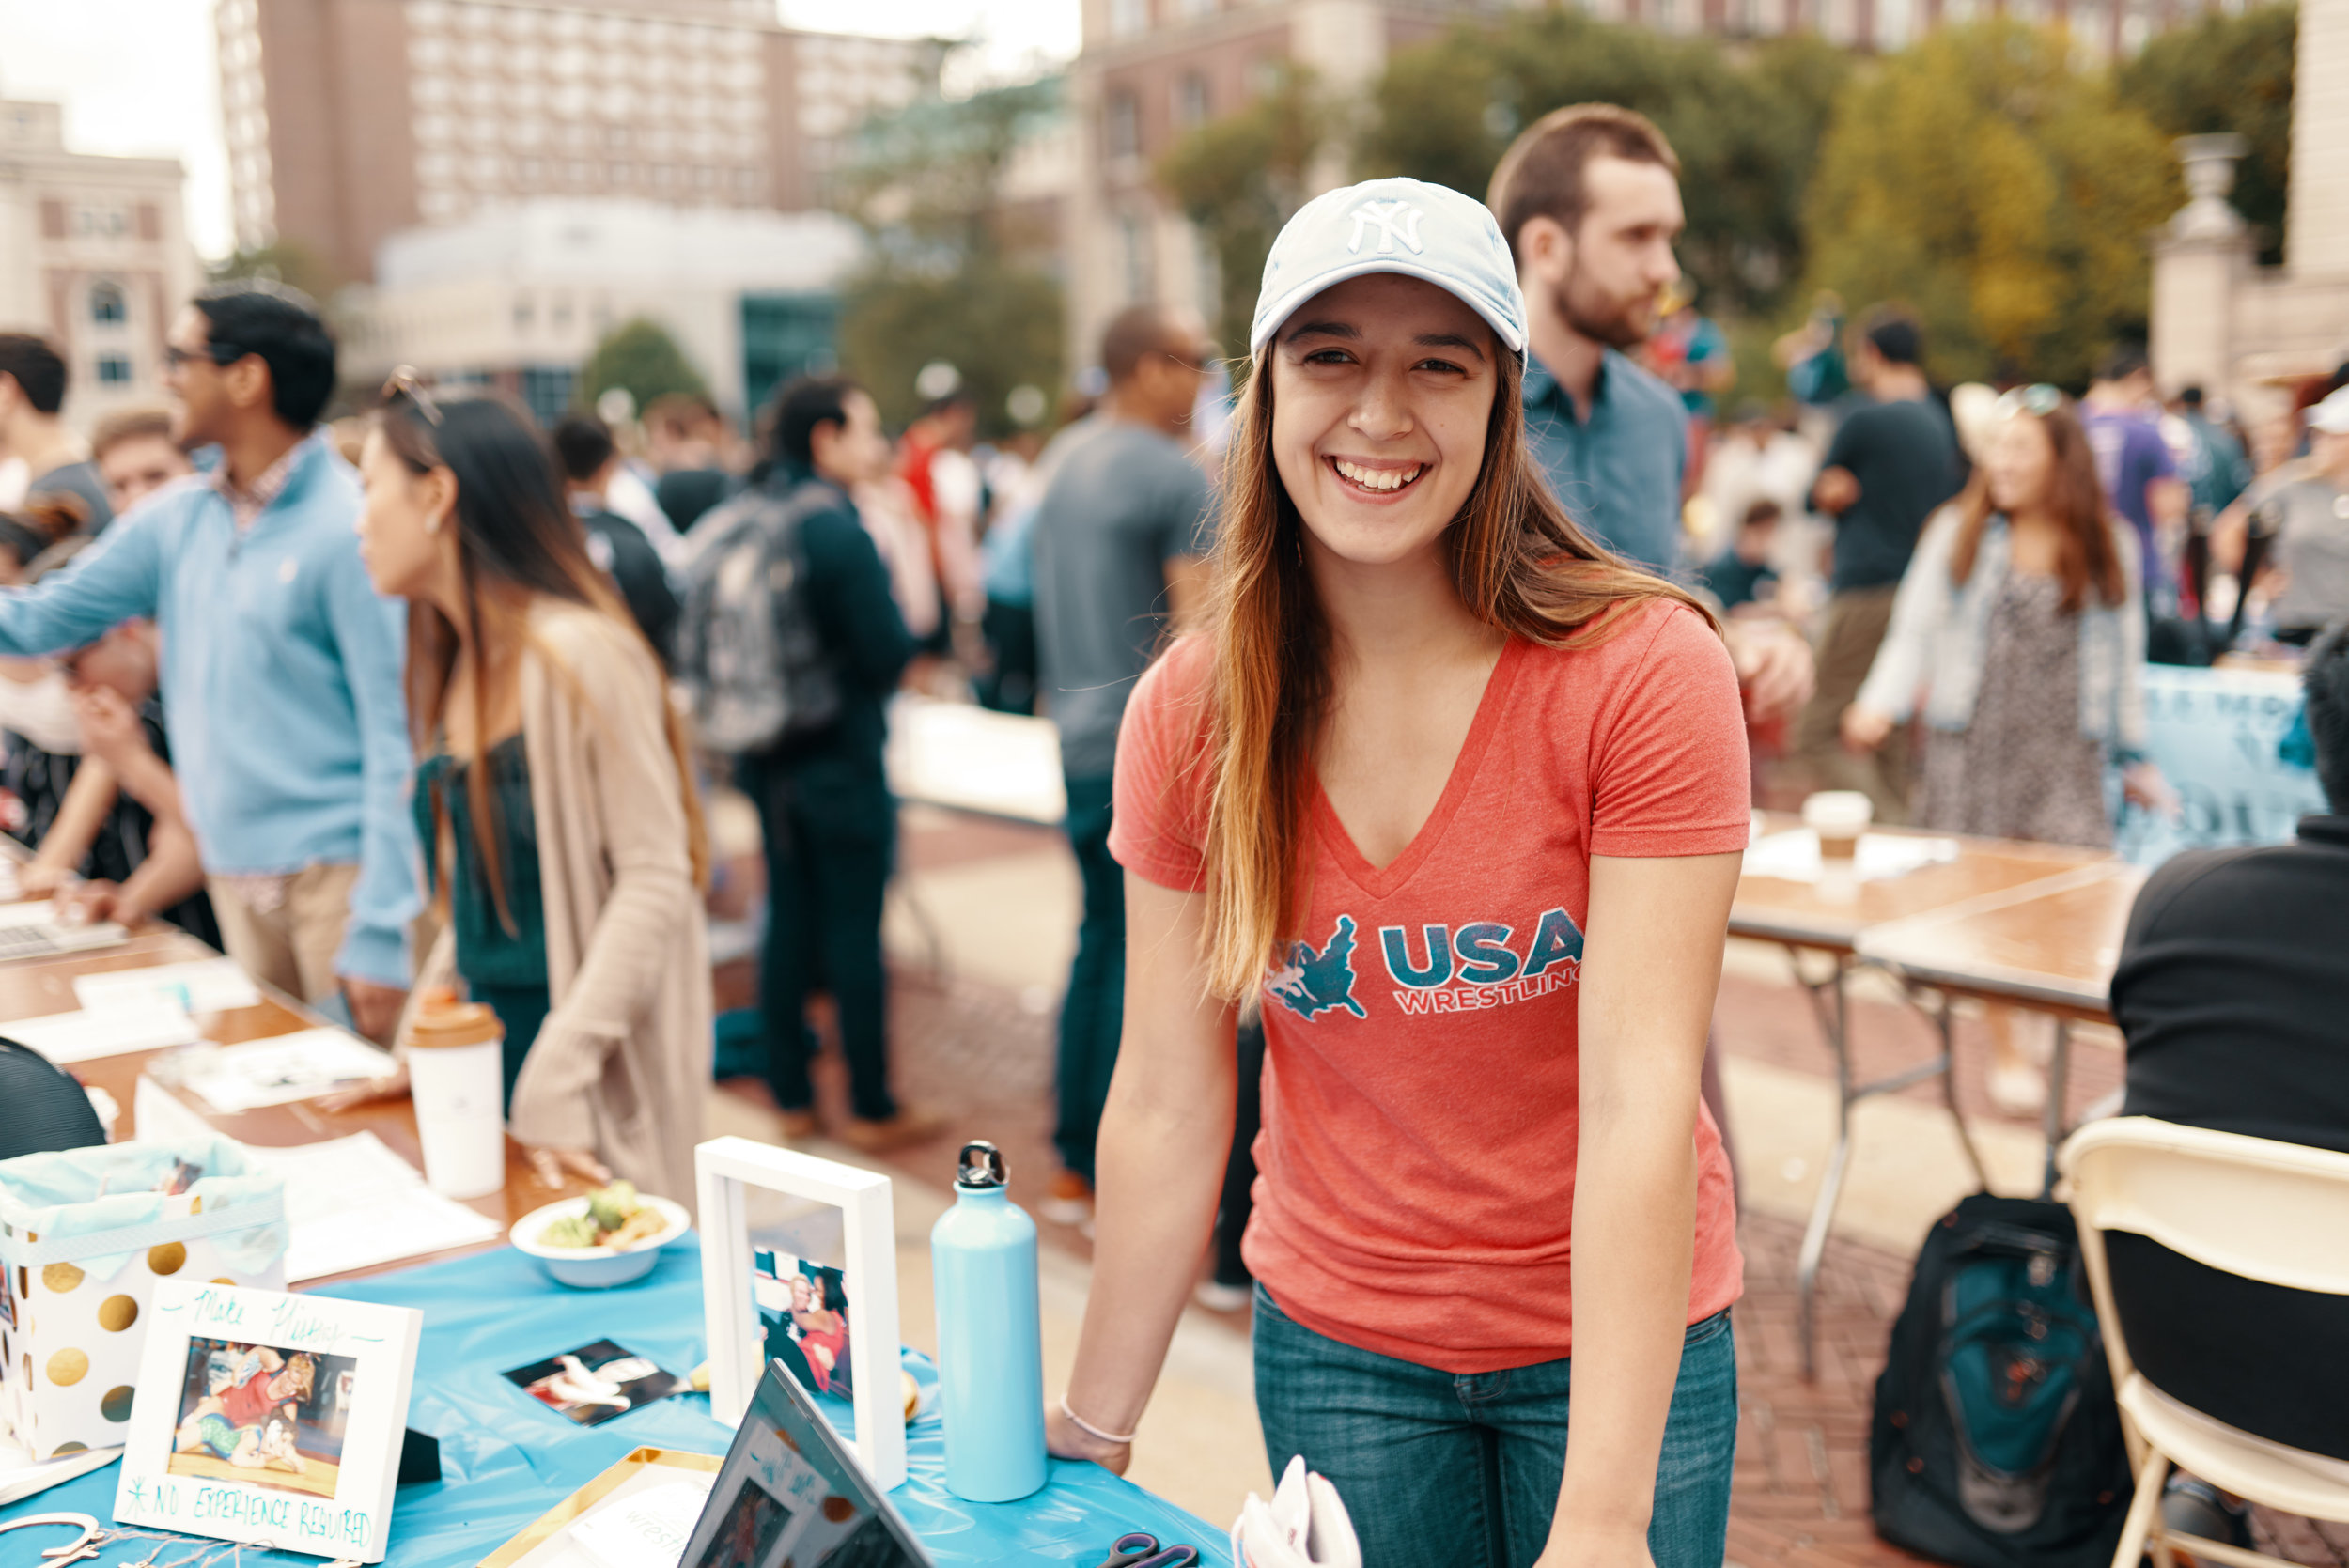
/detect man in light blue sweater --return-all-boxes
[0,282,418,1036]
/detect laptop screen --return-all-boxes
[677,1358,935,1568]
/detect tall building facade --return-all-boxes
[218,0,944,284]
[0,101,203,428]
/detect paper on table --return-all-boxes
[567,1479,714,1568]
[178,1026,398,1113]
[1,998,202,1064]
[0,1436,120,1507]
[245,1132,506,1282]
[74,956,262,1015]
[1742,828,1962,885]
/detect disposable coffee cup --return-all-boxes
[405,997,506,1200]
[1802,790,1874,863]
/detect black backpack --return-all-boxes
[1870,1193,2133,1568]
[675,477,842,754]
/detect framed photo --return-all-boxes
[115,1280,422,1563]
[695,1136,903,1491]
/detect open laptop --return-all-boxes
[677,1358,935,1568]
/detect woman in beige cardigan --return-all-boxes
[355,379,711,1201]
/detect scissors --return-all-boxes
[1096,1529,1201,1568]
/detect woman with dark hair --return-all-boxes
[355,378,711,1198]
[1048,180,1750,1568]
[1843,387,2167,1108]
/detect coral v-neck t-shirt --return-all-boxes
[1109,600,1751,1373]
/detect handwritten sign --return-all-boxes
[116,1280,421,1563]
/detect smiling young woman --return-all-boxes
[1045,179,1754,1568]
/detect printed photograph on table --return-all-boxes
[505,1339,684,1428]
[754,1250,855,1399]
[166,1335,356,1498]
[117,1281,420,1564]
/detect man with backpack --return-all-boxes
[679,375,935,1152]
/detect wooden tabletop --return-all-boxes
[7,920,592,1279]
[1731,814,2114,954]
[1851,860,2148,1021]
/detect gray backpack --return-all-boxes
[675,478,842,754]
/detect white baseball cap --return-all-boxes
[1249,177,1529,363]
[2309,386,2349,435]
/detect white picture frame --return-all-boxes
[115,1280,422,1563]
[695,1136,905,1491]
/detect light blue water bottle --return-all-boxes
[930,1140,1048,1502]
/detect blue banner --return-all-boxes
[2120,664,2326,864]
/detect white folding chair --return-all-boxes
[2061,1117,2349,1568]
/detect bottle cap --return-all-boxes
[406,991,504,1049]
[956,1141,1006,1189]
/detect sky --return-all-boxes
[0,0,1080,264]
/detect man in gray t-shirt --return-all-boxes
[2248,390,2349,638]
[1032,303,1214,1204]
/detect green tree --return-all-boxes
[1801,22,2179,387]
[1157,68,1327,362]
[837,256,1064,435]
[2119,2,2294,265]
[575,318,710,414]
[832,76,1066,432]
[210,241,343,305]
[1357,12,1850,318]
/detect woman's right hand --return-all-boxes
[1046,1401,1133,1475]
[1840,703,1894,753]
[315,1062,412,1112]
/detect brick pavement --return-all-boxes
[718,806,2343,1568]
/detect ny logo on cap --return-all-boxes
[1346,199,1424,256]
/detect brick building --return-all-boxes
[0,101,204,429]
[217,0,946,284]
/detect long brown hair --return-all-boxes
[1195,347,1718,1004]
[377,390,709,931]
[1947,400,2125,612]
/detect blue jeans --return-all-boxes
[1253,1286,1737,1568]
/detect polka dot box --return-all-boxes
[0,1137,287,1459]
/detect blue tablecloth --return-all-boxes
[5,1241,1227,1566]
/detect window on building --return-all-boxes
[609,161,634,183]
[96,354,133,386]
[520,366,576,429]
[515,295,536,333]
[1174,71,1210,128]
[1105,91,1141,163]
[1120,211,1155,303]
[1110,0,1150,36]
[89,281,127,326]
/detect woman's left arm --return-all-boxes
[1544,847,1741,1568]
[507,623,698,1165]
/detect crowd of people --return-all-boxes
[4,87,2348,1568]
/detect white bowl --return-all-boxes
[508,1193,690,1288]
